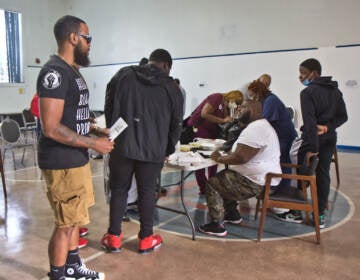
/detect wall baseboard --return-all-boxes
[337,145,360,153]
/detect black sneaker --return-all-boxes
[224,210,243,224]
[273,210,303,223]
[198,222,227,237]
[65,259,105,280]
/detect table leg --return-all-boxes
[156,169,196,240]
[179,170,196,240]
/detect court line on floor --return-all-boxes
[8,165,353,243]
[38,189,354,279]
[151,188,355,242]
[4,165,103,182]
[38,234,139,280]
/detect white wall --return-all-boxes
[77,46,359,147]
[0,0,70,112]
[69,0,360,64]
[1,0,359,146]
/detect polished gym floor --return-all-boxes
[0,149,359,280]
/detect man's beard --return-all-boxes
[74,43,90,67]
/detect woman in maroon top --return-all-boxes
[188,90,243,194]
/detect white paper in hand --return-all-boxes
[109,117,128,141]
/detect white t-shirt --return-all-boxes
[231,119,281,186]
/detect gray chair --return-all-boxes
[0,153,6,200]
[22,109,38,142]
[0,119,37,170]
[22,108,37,129]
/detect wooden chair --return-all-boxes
[0,153,6,200]
[332,146,340,190]
[257,156,321,244]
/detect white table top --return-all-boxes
[164,151,217,172]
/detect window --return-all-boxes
[0,9,23,83]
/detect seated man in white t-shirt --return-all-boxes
[198,100,281,237]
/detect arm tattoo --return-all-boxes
[56,125,97,149]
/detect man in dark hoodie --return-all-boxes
[101,49,183,254]
[275,58,347,228]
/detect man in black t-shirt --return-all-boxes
[37,15,113,280]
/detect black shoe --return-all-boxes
[65,259,105,279]
[273,210,303,223]
[224,210,243,224]
[198,222,227,237]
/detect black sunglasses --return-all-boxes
[79,34,92,44]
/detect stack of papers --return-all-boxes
[168,151,206,166]
[109,117,128,141]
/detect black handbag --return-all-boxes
[179,116,195,144]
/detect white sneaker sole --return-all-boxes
[65,272,105,280]
[139,242,162,255]
[198,227,228,237]
[224,217,243,224]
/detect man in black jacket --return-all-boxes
[101,49,183,254]
[276,58,347,228]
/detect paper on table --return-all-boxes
[109,117,128,141]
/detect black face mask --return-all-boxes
[74,41,90,67]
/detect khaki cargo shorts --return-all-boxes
[42,163,95,228]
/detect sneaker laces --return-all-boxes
[77,259,98,277]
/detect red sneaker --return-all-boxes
[101,233,122,252]
[138,234,162,254]
[78,237,88,249]
[79,227,88,237]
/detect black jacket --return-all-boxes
[104,64,184,162]
[300,76,348,152]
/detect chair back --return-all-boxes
[22,109,36,127]
[7,113,25,128]
[257,155,321,244]
[0,119,21,143]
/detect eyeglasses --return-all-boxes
[79,34,92,44]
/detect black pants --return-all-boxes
[278,136,296,188]
[108,155,163,239]
[298,136,336,214]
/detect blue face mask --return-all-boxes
[302,79,311,86]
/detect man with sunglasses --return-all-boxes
[37,15,113,280]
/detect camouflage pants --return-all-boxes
[206,169,263,222]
